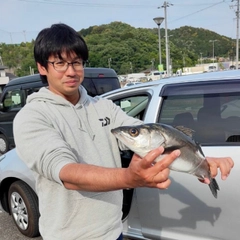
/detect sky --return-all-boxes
[0,0,239,44]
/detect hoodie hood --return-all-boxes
[27,85,89,106]
[27,86,95,139]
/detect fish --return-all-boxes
[111,123,219,198]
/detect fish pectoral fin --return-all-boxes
[163,145,182,154]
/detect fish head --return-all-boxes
[111,124,166,157]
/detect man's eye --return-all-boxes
[55,61,65,66]
[73,61,83,66]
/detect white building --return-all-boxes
[0,65,10,95]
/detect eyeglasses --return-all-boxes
[47,60,85,72]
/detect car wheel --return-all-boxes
[0,134,8,154]
[8,180,40,237]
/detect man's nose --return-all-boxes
[65,63,76,74]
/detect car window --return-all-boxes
[26,87,42,96]
[158,82,240,145]
[113,95,149,120]
[82,77,120,96]
[158,83,240,145]
[159,94,202,126]
[2,89,23,110]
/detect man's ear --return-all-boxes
[37,63,47,75]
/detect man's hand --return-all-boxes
[206,156,234,180]
[126,147,180,189]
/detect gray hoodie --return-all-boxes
[13,86,142,240]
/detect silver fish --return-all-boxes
[111,123,219,198]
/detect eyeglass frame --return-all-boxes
[46,59,85,72]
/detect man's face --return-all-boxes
[37,51,84,103]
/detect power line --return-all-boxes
[173,1,230,7]
[18,0,158,8]
[1,0,234,44]
[169,1,226,24]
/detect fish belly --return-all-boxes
[169,156,197,173]
[169,149,205,174]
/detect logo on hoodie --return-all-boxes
[99,117,110,127]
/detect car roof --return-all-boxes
[84,67,118,78]
[6,67,118,88]
[6,74,41,87]
[102,70,240,97]
[158,70,240,84]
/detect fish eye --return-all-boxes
[129,128,139,137]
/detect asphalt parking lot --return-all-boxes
[0,210,131,240]
[0,210,42,239]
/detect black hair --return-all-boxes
[34,23,89,83]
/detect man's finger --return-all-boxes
[140,146,165,169]
[154,149,180,171]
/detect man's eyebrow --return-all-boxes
[51,55,82,61]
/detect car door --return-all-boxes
[135,80,240,240]
[0,87,24,146]
[107,86,154,221]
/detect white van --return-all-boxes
[147,70,166,81]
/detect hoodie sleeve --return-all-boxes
[13,103,77,185]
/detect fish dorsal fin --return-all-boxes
[174,125,195,138]
[175,125,205,157]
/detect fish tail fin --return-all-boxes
[209,178,220,198]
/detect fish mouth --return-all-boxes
[111,129,136,145]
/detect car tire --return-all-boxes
[8,180,40,237]
[0,134,8,154]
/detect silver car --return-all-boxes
[1,70,240,239]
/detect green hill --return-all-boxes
[0,22,236,76]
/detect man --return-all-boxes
[13,23,234,240]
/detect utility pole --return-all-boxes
[0,47,3,66]
[158,1,173,77]
[209,40,218,64]
[129,62,133,73]
[108,58,112,68]
[0,56,3,66]
[151,58,155,71]
[183,53,186,68]
[236,0,239,69]
[231,0,240,69]
[200,52,203,65]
